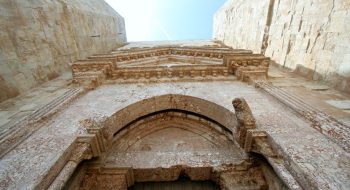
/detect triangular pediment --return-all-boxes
[117,53,224,68]
[72,45,270,86]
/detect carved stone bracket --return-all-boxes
[70,142,93,164]
[77,119,107,157]
[232,98,256,147]
[232,98,277,158]
[232,97,302,189]
[244,130,277,157]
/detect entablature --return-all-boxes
[71,46,270,89]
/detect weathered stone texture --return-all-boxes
[1,42,349,189]
[213,0,271,53]
[0,0,126,102]
[214,0,350,93]
[1,78,349,189]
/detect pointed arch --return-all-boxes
[100,94,238,143]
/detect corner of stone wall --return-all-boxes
[213,0,350,94]
[0,0,127,103]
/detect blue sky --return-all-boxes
[105,0,226,41]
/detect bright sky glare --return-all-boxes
[104,0,226,41]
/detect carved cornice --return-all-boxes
[226,55,270,82]
[255,81,350,152]
[71,47,270,88]
[98,46,252,59]
[111,65,230,82]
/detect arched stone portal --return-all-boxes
[62,95,288,190]
[100,94,239,144]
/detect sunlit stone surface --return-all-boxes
[0,1,349,190]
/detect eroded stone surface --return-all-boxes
[0,79,349,189]
[1,0,349,188]
[213,0,271,53]
[71,43,269,89]
[0,0,126,103]
[214,0,350,93]
[0,39,350,189]
[104,110,243,168]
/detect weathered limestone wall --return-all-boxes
[213,0,271,53]
[0,0,127,102]
[214,0,350,93]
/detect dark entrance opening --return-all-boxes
[128,177,220,190]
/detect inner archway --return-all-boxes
[66,95,287,190]
[108,110,243,171]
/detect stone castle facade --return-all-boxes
[0,1,349,190]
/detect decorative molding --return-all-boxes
[77,119,107,157]
[226,55,270,82]
[111,65,230,82]
[0,88,86,158]
[71,47,270,87]
[255,81,350,152]
[47,143,92,190]
[104,46,252,59]
[46,122,107,190]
